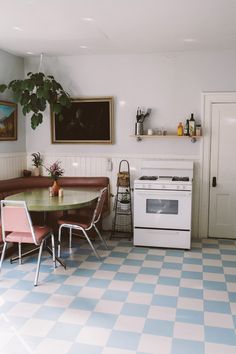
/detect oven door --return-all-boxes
[134,189,192,230]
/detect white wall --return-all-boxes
[0,50,26,179]
[25,50,236,155]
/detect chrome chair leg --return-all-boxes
[94,224,108,249]
[0,243,7,271]
[34,241,44,286]
[58,225,63,257]
[18,243,22,265]
[69,228,72,249]
[58,224,101,260]
[81,229,100,260]
[51,234,56,268]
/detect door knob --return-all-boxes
[212,177,217,187]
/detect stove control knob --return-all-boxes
[177,186,180,189]
[162,185,165,189]
[183,186,186,190]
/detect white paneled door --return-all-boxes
[209,103,236,239]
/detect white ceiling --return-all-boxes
[0,0,236,57]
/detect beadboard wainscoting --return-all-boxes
[27,153,201,238]
[0,152,27,180]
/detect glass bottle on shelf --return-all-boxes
[189,113,196,136]
[184,119,189,136]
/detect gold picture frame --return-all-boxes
[51,97,114,144]
[0,100,17,141]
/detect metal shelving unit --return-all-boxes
[111,160,133,239]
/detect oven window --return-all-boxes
[146,199,178,215]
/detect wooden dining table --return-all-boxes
[6,188,100,268]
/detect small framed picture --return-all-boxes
[0,100,17,141]
[51,97,114,144]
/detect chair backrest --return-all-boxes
[0,200,37,244]
[92,187,108,225]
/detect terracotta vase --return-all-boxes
[51,179,60,196]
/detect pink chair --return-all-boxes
[0,200,56,286]
[58,187,108,260]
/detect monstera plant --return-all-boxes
[0,72,71,129]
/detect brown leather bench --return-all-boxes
[0,176,110,244]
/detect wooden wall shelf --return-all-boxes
[130,134,201,143]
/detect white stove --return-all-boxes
[133,160,193,249]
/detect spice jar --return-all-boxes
[196,125,202,136]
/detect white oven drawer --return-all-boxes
[134,228,191,249]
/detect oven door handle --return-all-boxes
[134,190,191,197]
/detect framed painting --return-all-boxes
[0,100,17,141]
[51,97,114,144]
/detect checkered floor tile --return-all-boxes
[0,237,236,353]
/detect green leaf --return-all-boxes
[48,90,57,103]
[35,72,44,86]
[37,86,44,98]
[59,94,68,106]
[30,94,39,113]
[31,112,43,129]
[31,113,39,129]
[9,80,22,92]
[0,84,7,92]
[51,80,61,91]
[51,102,62,114]
[27,79,35,91]
[39,97,46,111]
[30,93,37,105]
[8,80,17,88]
[22,105,28,115]
[20,91,30,105]
[38,112,43,124]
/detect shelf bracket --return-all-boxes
[191,137,197,143]
[136,135,142,142]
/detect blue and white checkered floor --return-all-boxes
[0,237,236,354]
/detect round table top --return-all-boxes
[6,188,99,212]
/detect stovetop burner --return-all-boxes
[172,176,190,181]
[139,175,190,182]
[139,176,158,180]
